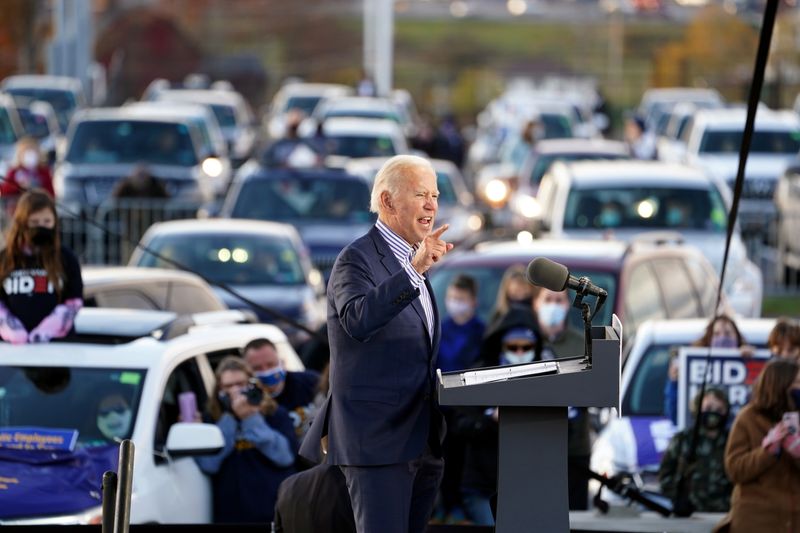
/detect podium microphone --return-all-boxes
[526,257,607,298]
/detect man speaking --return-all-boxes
[300,155,452,533]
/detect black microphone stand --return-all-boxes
[571,277,607,369]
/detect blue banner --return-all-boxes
[0,427,78,452]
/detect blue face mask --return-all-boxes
[598,209,621,228]
[711,335,738,349]
[790,388,800,410]
[256,367,286,390]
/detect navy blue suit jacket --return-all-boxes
[299,226,446,466]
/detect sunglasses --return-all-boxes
[504,343,534,353]
[98,405,128,417]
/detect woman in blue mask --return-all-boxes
[531,287,584,360]
[713,358,800,532]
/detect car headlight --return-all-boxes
[484,179,509,204]
[513,194,542,219]
[201,157,223,178]
[467,214,483,231]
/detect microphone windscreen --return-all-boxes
[527,257,569,291]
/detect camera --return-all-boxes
[784,411,799,435]
[243,381,264,406]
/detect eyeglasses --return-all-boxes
[98,405,128,417]
[504,343,534,353]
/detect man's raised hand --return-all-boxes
[412,224,454,274]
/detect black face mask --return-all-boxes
[700,411,725,431]
[28,226,55,247]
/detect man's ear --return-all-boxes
[381,191,393,212]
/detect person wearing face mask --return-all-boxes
[1,137,54,200]
[243,338,319,445]
[196,356,297,524]
[488,264,534,326]
[431,274,485,525]
[0,189,82,344]
[712,358,800,532]
[664,315,753,425]
[531,287,584,360]
[96,392,133,442]
[658,388,733,512]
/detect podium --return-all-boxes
[437,319,621,532]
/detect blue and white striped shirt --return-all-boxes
[375,220,434,340]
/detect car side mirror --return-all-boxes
[165,422,224,457]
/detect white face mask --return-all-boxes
[538,302,568,328]
[445,298,473,319]
[22,150,39,170]
[502,350,535,365]
[97,408,132,440]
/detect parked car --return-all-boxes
[637,87,723,132]
[345,157,483,245]
[1,74,86,132]
[148,88,258,166]
[774,162,800,284]
[82,265,228,314]
[221,165,375,280]
[591,317,776,493]
[0,94,23,175]
[317,117,408,159]
[53,107,219,213]
[682,107,800,237]
[127,218,325,348]
[0,308,302,525]
[532,160,763,317]
[305,96,414,139]
[265,82,353,139]
[14,99,63,165]
[508,138,630,228]
[429,236,722,342]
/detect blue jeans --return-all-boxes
[461,491,494,526]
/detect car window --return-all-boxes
[5,87,76,130]
[564,185,727,232]
[433,171,459,204]
[66,120,199,166]
[328,135,397,158]
[623,343,672,416]
[683,256,719,315]
[139,233,306,286]
[0,365,146,446]
[285,95,322,116]
[541,113,573,139]
[325,109,401,123]
[624,263,666,332]
[232,176,373,223]
[154,358,208,456]
[17,107,51,139]
[91,288,161,310]
[699,129,800,154]
[167,283,226,314]
[0,107,18,143]
[209,104,237,128]
[650,258,701,319]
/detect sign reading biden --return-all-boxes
[677,347,771,430]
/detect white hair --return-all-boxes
[369,154,435,214]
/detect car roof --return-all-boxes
[154,89,245,106]
[142,218,299,238]
[560,160,712,188]
[278,82,352,97]
[243,165,369,184]
[71,107,194,125]
[82,265,216,286]
[322,117,404,136]
[632,317,776,347]
[124,101,217,120]
[322,96,397,112]
[691,107,800,129]
[533,138,630,156]
[449,239,628,269]
[1,74,83,92]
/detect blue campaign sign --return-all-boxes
[0,427,79,452]
[677,347,771,430]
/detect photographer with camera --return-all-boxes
[196,356,298,524]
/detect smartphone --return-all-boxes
[178,391,198,423]
[783,411,799,435]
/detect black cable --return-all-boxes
[672,0,779,517]
[0,177,327,343]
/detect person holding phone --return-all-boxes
[195,356,297,524]
[713,358,800,532]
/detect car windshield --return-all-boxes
[66,120,199,166]
[0,107,18,144]
[699,129,800,154]
[5,88,76,130]
[285,95,322,116]
[429,263,617,331]
[232,175,373,223]
[18,107,51,139]
[622,343,672,416]
[541,113,573,139]
[564,185,728,232]
[139,233,306,286]
[528,153,627,187]
[0,366,145,446]
[328,135,397,158]
[210,104,238,128]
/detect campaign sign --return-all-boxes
[0,427,78,452]
[677,347,771,430]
